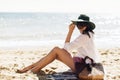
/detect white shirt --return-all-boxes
[64,32,100,62]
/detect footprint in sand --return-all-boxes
[50,67,57,70]
[45,69,56,74]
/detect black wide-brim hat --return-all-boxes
[71,14,95,30]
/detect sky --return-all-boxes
[0,0,120,13]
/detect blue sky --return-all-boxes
[0,0,120,13]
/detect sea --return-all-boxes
[0,12,120,49]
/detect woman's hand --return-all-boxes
[69,23,75,32]
[65,23,75,43]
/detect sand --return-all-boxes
[0,47,120,80]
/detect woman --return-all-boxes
[17,14,99,75]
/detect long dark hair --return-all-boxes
[76,22,94,38]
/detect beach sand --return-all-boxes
[0,47,120,80]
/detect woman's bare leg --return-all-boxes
[17,58,44,73]
[17,47,75,73]
[31,47,75,73]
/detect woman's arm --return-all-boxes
[65,23,75,43]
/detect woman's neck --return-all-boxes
[80,29,84,34]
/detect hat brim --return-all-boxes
[71,20,95,30]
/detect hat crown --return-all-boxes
[78,14,90,21]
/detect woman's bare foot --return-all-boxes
[16,69,29,73]
[16,67,30,73]
[16,65,34,73]
[16,69,25,73]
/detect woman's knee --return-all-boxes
[52,46,70,56]
[52,46,61,53]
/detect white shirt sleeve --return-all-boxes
[64,35,86,53]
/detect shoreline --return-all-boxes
[0,47,120,80]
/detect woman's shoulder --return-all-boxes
[77,34,89,41]
[80,32,94,38]
[77,32,94,41]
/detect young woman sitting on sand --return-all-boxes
[17,14,99,76]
